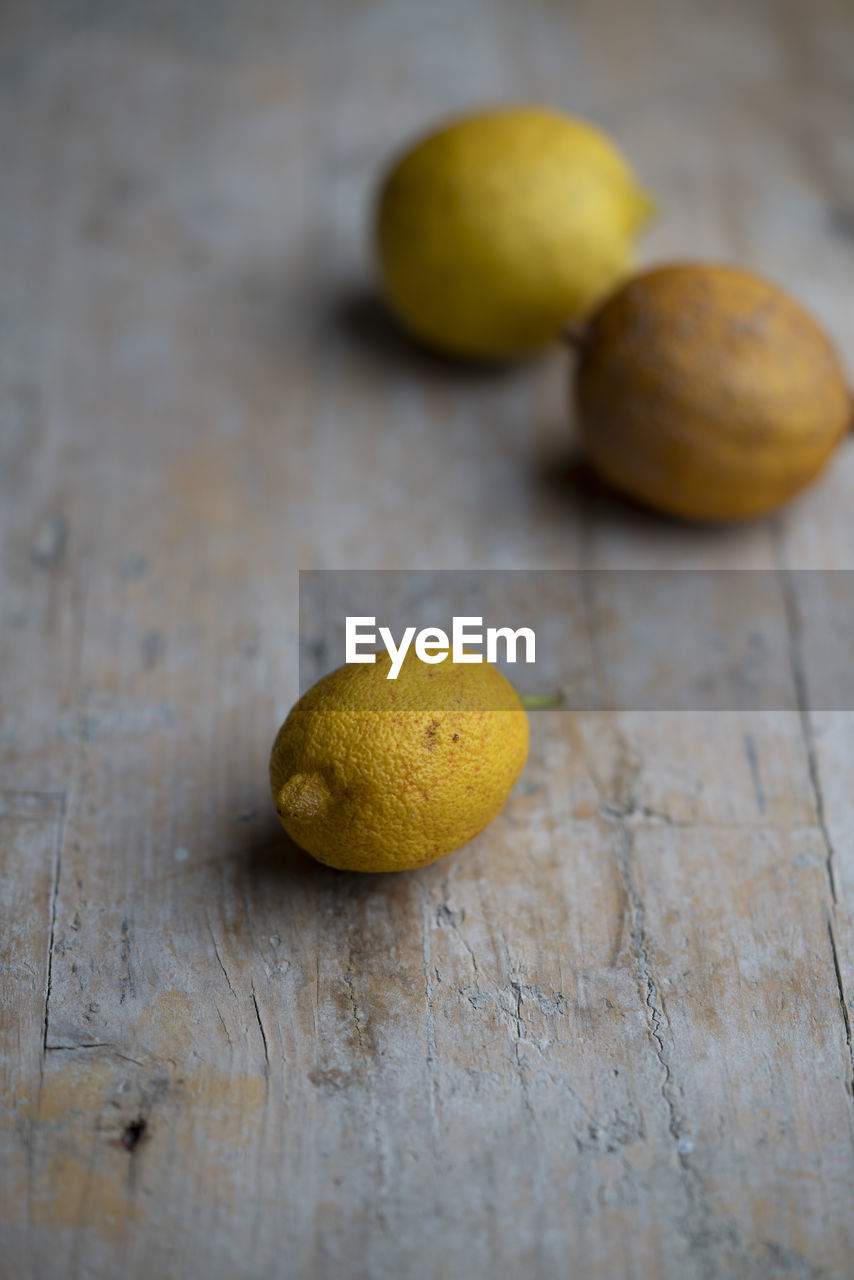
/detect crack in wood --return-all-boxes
[251,986,269,1070]
[45,1042,115,1051]
[207,917,239,1000]
[777,561,854,1112]
[343,963,365,1049]
[41,793,67,1077]
[118,918,137,1004]
[0,789,67,805]
[420,884,441,1152]
[612,812,724,1277]
[827,917,854,1099]
[778,565,838,904]
[122,1117,148,1152]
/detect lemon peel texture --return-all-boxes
[575,262,851,521]
[376,105,654,360]
[269,653,529,873]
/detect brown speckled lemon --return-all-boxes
[574,263,851,521]
[269,654,528,873]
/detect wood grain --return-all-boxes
[2,0,853,1276]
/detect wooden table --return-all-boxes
[3,1,854,1276]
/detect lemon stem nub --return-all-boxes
[277,772,331,820]
[633,187,658,228]
[560,322,589,351]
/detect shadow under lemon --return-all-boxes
[233,805,455,904]
[532,450,773,535]
[330,287,544,384]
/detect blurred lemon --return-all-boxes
[574,263,851,520]
[269,652,528,872]
[376,105,654,359]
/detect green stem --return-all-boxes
[521,691,567,710]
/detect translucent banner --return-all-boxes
[299,570,854,711]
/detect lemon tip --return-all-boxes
[276,772,331,821]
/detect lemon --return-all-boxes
[574,263,851,521]
[376,105,653,359]
[269,653,529,872]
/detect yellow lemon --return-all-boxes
[269,653,529,872]
[574,263,851,521]
[376,105,653,359]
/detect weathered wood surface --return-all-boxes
[2,1,854,1276]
